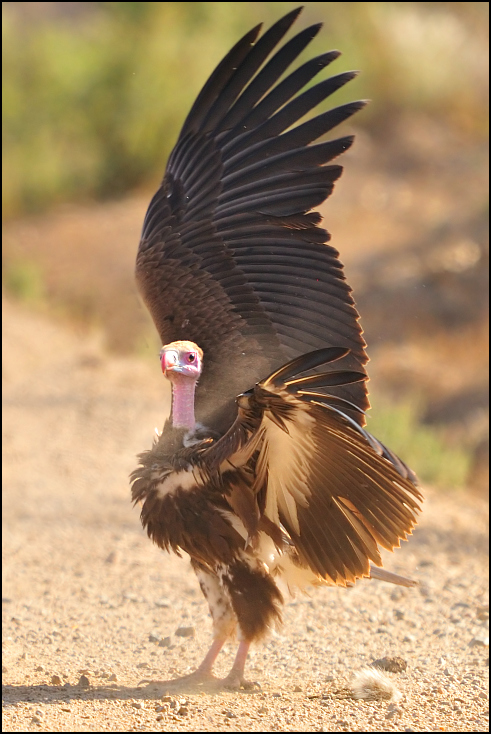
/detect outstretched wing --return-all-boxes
[136,8,368,434]
[201,349,422,586]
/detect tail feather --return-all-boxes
[369,565,418,587]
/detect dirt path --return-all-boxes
[2,297,489,732]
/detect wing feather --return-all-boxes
[218,23,326,135]
[200,350,421,586]
[137,10,369,431]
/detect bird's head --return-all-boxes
[160,341,203,431]
[160,341,203,382]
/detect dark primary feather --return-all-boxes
[136,8,368,435]
[264,346,350,385]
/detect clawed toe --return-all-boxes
[222,675,261,691]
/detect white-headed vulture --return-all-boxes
[131,7,422,690]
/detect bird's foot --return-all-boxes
[138,669,219,692]
[221,672,261,691]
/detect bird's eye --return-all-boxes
[187,353,196,363]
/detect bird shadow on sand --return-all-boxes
[1,679,262,707]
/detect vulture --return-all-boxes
[131,7,422,690]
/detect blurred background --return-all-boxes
[2,1,489,492]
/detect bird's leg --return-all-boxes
[138,636,226,690]
[194,636,226,677]
[139,561,238,691]
[221,640,259,690]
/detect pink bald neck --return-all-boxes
[169,373,197,430]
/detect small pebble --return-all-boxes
[77,674,91,688]
[148,632,161,643]
[159,636,173,648]
[108,673,118,682]
[123,593,139,602]
[131,702,143,710]
[371,656,407,673]
[30,716,43,725]
[177,706,188,716]
[175,626,195,638]
[470,633,489,647]
[51,674,62,685]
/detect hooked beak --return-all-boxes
[160,350,199,379]
[160,350,180,375]
[160,343,202,380]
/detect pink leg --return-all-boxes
[138,636,226,690]
[195,636,226,674]
[222,640,259,690]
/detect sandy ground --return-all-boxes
[2,297,489,732]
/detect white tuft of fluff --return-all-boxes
[350,667,402,702]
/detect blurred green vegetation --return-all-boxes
[367,391,472,490]
[3,259,46,304]
[2,1,488,219]
[2,2,487,492]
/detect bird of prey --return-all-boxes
[131,6,422,690]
